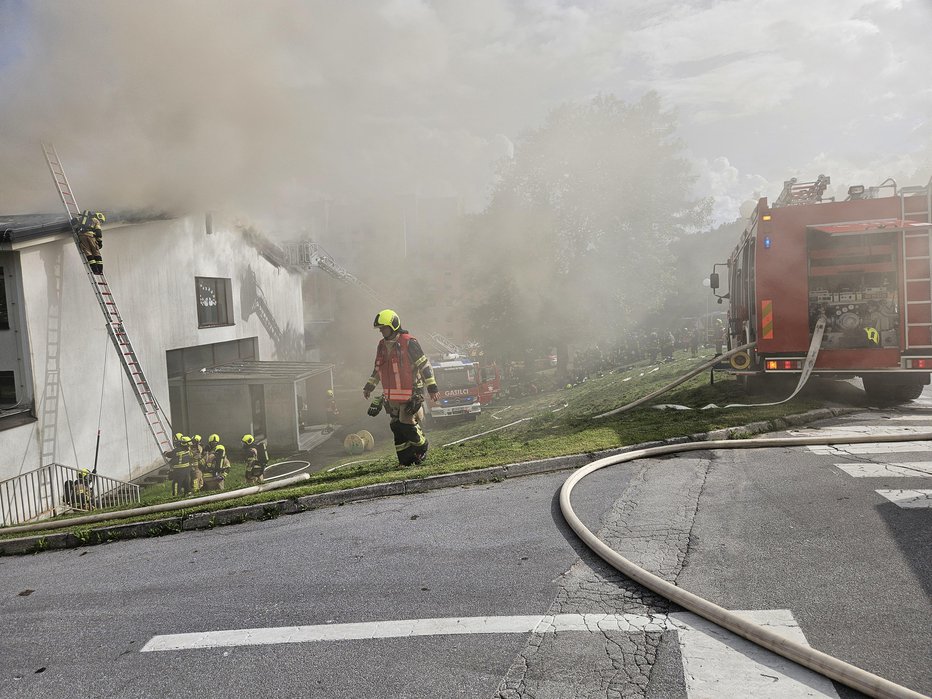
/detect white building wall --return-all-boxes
[0,215,304,483]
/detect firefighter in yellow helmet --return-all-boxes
[364,309,439,466]
[242,434,263,484]
[71,210,105,275]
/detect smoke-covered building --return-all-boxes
[0,212,331,490]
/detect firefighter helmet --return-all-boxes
[174,432,185,441]
[180,436,192,445]
[94,211,106,223]
[373,309,401,332]
[243,434,255,445]
[208,433,220,445]
[79,468,90,478]
[327,389,334,397]
[192,434,202,443]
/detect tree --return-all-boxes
[467,93,709,377]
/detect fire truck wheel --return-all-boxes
[862,375,926,405]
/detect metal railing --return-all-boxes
[0,464,141,527]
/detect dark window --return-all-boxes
[0,371,15,405]
[196,277,234,328]
[0,267,9,330]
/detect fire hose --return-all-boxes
[564,316,929,699]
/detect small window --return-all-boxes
[0,267,9,330]
[196,277,234,328]
[0,371,15,405]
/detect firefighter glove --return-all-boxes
[427,384,439,400]
[367,395,384,417]
[363,384,372,399]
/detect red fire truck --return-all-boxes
[710,175,932,403]
[427,354,501,420]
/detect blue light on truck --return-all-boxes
[764,236,771,249]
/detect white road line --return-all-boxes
[875,489,932,508]
[672,610,838,698]
[143,610,836,697]
[140,614,676,652]
[835,462,932,478]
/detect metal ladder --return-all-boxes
[41,143,174,456]
[900,178,932,349]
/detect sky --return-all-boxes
[0,0,930,227]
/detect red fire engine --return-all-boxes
[427,354,500,420]
[710,174,932,403]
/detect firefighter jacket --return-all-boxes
[365,331,437,402]
[74,212,103,247]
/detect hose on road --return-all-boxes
[561,428,931,699]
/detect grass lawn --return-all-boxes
[2,349,863,538]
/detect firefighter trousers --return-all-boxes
[386,400,428,466]
[78,233,103,274]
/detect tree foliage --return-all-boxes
[466,93,709,366]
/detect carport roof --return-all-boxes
[184,360,333,383]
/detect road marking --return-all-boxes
[672,609,838,698]
[141,614,676,652]
[141,609,837,696]
[805,441,932,455]
[835,462,932,477]
[789,426,930,437]
[875,489,932,508]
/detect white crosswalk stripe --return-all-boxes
[834,462,932,477]
[875,490,932,508]
[790,422,932,508]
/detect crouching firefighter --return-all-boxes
[363,309,439,467]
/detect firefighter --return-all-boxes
[203,442,230,491]
[189,434,205,492]
[72,210,105,274]
[363,309,439,467]
[243,434,264,484]
[169,436,194,497]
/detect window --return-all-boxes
[0,371,15,405]
[196,277,234,327]
[0,267,8,330]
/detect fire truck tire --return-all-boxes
[862,375,927,405]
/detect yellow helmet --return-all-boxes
[243,434,254,445]
[180,436,192,445]
[215,444,226,454]
[174,432,185,441]
[208,433,220,445]
[327,389,334,397]
[373,309,400,332]
[94,211,106,223]
[79,468,90,478]
[192,434,202,442]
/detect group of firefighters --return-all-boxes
[166,432,268,497]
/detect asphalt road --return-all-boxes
[1,389,930,698]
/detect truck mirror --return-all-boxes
[709,273,719,290]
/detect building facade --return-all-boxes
[0,213,322,485]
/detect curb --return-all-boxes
[0,407,856,556]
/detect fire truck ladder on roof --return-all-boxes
[900,178,932,349]
[41,142,173,456]
[773,175,831,207]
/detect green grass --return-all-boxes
[2,350,845,539]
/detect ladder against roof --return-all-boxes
[40,143,174,456]
[900,178,932,349]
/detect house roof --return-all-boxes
[0,214,71,244]
[184,360,333,384]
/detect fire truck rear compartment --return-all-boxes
[807,229,899,350]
